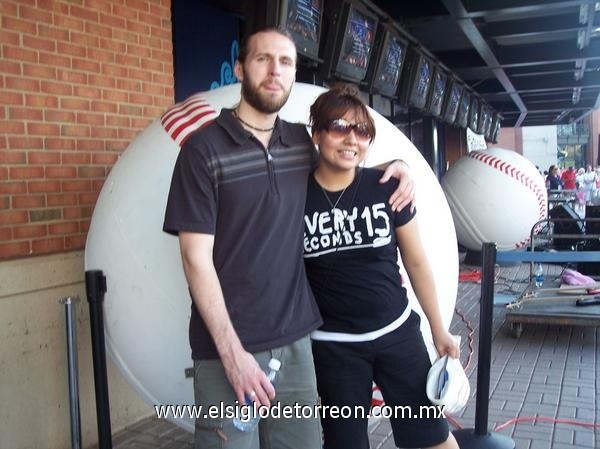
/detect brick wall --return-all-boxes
[0,0,174,260]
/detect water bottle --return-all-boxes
[233,358,281,432]
[534,263,544,288]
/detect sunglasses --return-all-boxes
[326,119,373,141]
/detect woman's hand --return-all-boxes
[432,329,460,359]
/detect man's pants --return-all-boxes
[193,336,322,449]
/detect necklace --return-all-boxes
[320,185,348,210]
[232,109,275,132]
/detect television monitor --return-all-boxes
[441,79,462,124]
[324,2,378,82]
[490,114,501,143]
[455,90,471,128]
[481,106,493,137]
[368,28,407,97]
[427,67,448,117]
[476,104,488,135]
[408,51,433,110]
[279,0,323,61]
[469,96,480,132]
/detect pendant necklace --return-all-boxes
[233,108,275,132]
[320,185,348,211]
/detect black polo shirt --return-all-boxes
[163,109,322,359]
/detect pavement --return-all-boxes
[88,257,600,449]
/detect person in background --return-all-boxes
[163,28,415,449]
[560,166,577,191]
[303,85,459,449]
[546,165,562,191]
[582,165,596,203]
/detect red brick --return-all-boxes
[28,151,60,164]
[126,20,150,36]
[78,166,105,178]
[0,120,26,134]
[45,109,76,123]
[79,218,91,233]
[0,241,31,259]
[103,90,129,103]
[0,182,27,194]
[70,31,99,48]
[62,152,91,165]
[60,125,90,138]
[46,166,77,179]
[75,140,104,151]
[56,42,87,58]
[112,4,138,20]
[25,94,58,108]
[60,98,90,111]
[63,206,91,219]
[0,168,7,180]
[61,180,91,192]
[79,192,100,205]
[92,179,107,191]
[139,11,162,28]
[70,4,99,22]
[22,35,56,53]
[73,57,102,73]
[27,122,60,136]
[65,234,86,250]
[0,227,13,241]
[84,22,112,39]
[92,152,119,165]
[127,0,150,13]
[10,166,44,180]
[116,53,140,68]
[39,51,71,67]
[19,4,53,23]
[87,48,115,64]
[23,63,57,80]
[45,138,76,151]
[9,107,44,121]
[56,69,87,85]
[0,91,24,106]
[12,195,46,209]
[102,63,128,78]
[118,128,138,140]
[0,196,9,210]
[7,137,43,150]
[2,16,37,34]
[87,74,116,89]
[0,151,26,164]
[0,210,29,226]
[91,127,118,139]
[99,12,125,28]
[40,80,73,96]
[0,60,22,75]
[0,29,20,46]
[91,101,118,113]
[38,23,70,41]
[49,221,79,235]
[113,28,139,44]
[76,112,104,126]
[32,237,64,255]
[54,13,84,32]
[28,180,61,193]
[5,76,40,92]
[129,68,153,82]
[14,224,47,239]
[47,193,77,206]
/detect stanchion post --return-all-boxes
[452,242,515,449]
[61,296,82,449]
[85,270,113,449]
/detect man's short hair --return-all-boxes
[237,27,297,64]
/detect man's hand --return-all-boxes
[222,349,276,407]
[379,160,416,212]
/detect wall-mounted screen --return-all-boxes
[369,29,407,97]
[478,106,492,137]
[469,96,480,132]
[409,52,433,110]
[490,114,501,143]
[441,80,462,124]
[279,0,323,61]
[333,3,378,82]
[427,67,447,117]
[455,90,471,128]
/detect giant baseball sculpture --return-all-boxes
[442,148,547,252]
[85,82,459,431]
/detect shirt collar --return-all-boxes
[217,108,293,147]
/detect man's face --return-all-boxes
[235,31,297,114]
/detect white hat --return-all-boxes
[426,355,470,415]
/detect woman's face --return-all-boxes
[312,109,372,173]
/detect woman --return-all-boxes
[303,85,460,449]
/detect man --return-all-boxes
[163,28,414,449]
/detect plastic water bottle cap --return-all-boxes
[268,358,281,371]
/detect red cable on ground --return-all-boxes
[494,416,600,431]
[458,269,482,282]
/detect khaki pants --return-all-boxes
[193,336,322,449]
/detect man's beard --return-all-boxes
[241,75,292,114]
